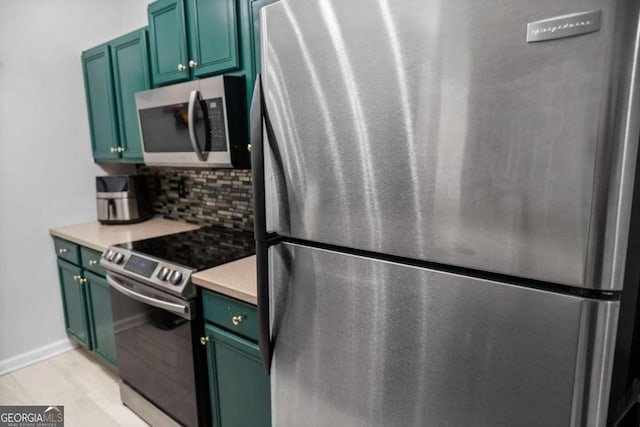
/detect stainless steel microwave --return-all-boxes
[135,75,249,168]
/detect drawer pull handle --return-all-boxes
[200,336,210,345]
[232,315,245,326]
[59,248,68,254]
[89,260,98,266]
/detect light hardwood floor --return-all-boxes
[0,348,148,426]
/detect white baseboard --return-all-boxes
[0,338,77,376]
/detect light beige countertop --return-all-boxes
[192,255,257,305]
[50,218,256,304]
[49,218,200,252]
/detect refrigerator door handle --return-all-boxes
[251,74,273,374]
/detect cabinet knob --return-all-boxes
[188,60,198,68]
[200,336,210,346]
[80,277,87,285]
[247,144,252,153]
[232,315,245,326]
[59,248,68,254]
[177,63,186,72]
[110,147,116,153]
[117,147,124,153]
[73,275,80,282]
[89,260,98,266]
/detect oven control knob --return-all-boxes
[157,267,170,281]
[113,252,125,264]
[104,250,114,261]
[169,270,183,285]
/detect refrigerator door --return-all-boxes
[260,0,640,290]
[269,243,619,427]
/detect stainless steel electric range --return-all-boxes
[100,226,255,427]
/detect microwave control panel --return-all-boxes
[207,97,227,152]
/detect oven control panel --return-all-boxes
[101,247,196,299]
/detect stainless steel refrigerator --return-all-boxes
[250,1,640,425]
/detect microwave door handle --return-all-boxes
[188,89,207,161]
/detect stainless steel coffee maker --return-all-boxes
[96,176,152,224]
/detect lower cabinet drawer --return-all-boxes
[53,237,80,265]
[203,290,258,342]
[81,246,107,276]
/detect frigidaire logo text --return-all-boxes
[526,10,602,43]
[530,19,594,37]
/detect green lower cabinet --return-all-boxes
[85,272,118,369]
[205,323,271,427]
[54,239,117,370]
[57,259,91,349]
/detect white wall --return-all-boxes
[0,0,152,371]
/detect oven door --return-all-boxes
[107,272,199,427]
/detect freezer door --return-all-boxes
[259,0,640,290]
[269,243,619,427]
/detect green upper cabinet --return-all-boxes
[81,45,120,161]
[110,29,151,161]
[57,259,91,349]
[186,0,239,78]
[228,0,278,122]
[148,0,239,86]
[148,0,189,85]
[82,29,150,163]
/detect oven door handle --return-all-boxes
[107,274,191,318]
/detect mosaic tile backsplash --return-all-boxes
[137,166,254,232]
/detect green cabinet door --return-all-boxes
[85,272,118,369]
[148,0,189,86]
[230,0,278,128]
[81,44,119,161]
[57,260,91,349]
[186,0,239,78]
[110,29,151,161]
[205,323,271,426]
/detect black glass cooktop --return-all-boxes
[115,226,256,271]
